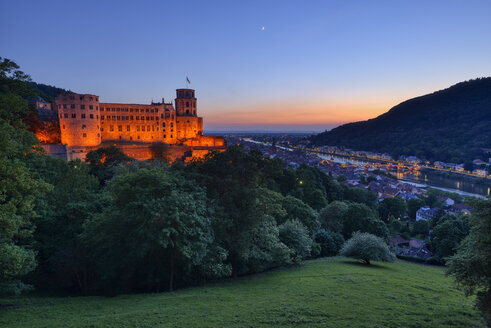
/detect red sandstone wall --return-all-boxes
[57,93,101,147]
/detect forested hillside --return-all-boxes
[310,78,491,163]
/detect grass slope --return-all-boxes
[0,258,484,328]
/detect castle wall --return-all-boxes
[52,89,226,161]
[57,94,101,147]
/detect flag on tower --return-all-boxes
[186,76,191,84]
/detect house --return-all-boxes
[450,203,472,215]
[472,159,485,166]
[390,235,409,247]
[473,169,488,177]
[416,207,439,221]
[437,196,454,207]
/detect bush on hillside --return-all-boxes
[340,232,395,265]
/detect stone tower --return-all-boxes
[57,93,101,147]
[175,89,197,116]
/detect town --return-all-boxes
[224,133,480,262]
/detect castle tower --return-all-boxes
[175,89,197,116]
[57,93,101,147]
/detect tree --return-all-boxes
[85,146,133,184]
[407,198,425,220]
[318,201,349,233]
[278,220,312,262]
[281,196,319,235]
[83,169,214,292]
[447,200,491,326]
[412,219,430,237]
[340,232,396,265]
[0,120,50,294]
[378,197,406,221]
[314,229,344,257]
[429,214,469,264]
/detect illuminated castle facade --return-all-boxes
[54,89,225,159]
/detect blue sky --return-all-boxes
[1,0,491,132]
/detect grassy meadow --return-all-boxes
[0,257,484,328]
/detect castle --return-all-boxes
[41,89,226,161]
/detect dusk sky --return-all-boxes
[2,0,491,132]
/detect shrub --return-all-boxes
[314,229,344,257]
[340,232,396,265]
[278,220,312,262]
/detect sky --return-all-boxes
[1,0,491,132]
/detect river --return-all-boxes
[243,138,490,198]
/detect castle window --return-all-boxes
[130,108,133,112]
[171,123,174,127]
[130,116,133,120]
[96,115,98,119]
[172,115,174,119]
[171,129,173,132]
[62,125,65,129]
[96,106,98,110]
[161,114,163,119]
[150,109,154,113]
[186,102,189,107]
[162,122,166,127]
[155,109,158,113]
[118,125,122,132]
[89,105,93,110]
[151,117,154,121]
[80,96,84,100]
[81,105,85,109]
[70,95,75,100]
[116,108,120,112]
[141,116,144,120]
[136,116,139,120]
[112,116,116,120]
[137,136,140,139]
[64,113,68,118]
[186,110,189,115]
[146,116,149,121]
[146,109,149,113]
[101,116,104,120]
[117,116,120,120]
[126,125,130,131]
[71,104,75,109]
[71,113,76,118]
[82,125,86,129]
[98,133,100,137]
[81,114,86,119]
[147,125,150,131]
[130,136,132,140]
[137,126,140,131]
[112,108,115,111]
[90,114,94,119]
[63,104,67,109]
[125,108,128,112]
[101,127,104,131]
[164,134,166,138]
[83,133,87,137]
[89,97,93,101]
[110,125,114,132]
[59,114,62,118]
[157,127,159,131]
[171,134,173,138]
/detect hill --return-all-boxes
[0,258,483,328]
[310,78,491,163]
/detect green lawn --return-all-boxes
[0,257,484,328]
